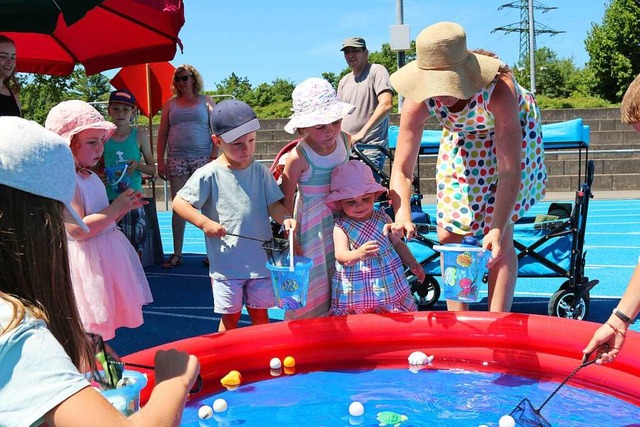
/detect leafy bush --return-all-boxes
[535,95,615,109]
[255,100,292,119]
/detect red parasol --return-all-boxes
[1,0,185,76]
[110,62,175,118]
[110,62,175,201]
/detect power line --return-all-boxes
[493,0,565,63]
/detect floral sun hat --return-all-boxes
[325,160,387,211]
[284,77,355,134]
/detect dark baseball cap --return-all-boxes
[341,37,366,51]
[109,89,136,107]
[212,99,260,143]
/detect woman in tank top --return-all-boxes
[156,64,217,268]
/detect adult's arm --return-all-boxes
[482,73,522,261]
[388,99,430,239]
[583,262,640,364]
[156,99,173,181]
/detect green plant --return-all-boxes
[535,95,615,109]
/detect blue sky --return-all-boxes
[122,0,607,91]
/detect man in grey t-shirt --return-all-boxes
[337,37,394,172]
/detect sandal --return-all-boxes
[162,254,182,268]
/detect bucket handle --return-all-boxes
[288,230,294,272]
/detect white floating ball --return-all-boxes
[213,398,228,413]
[198,404,213,419]
[349,401,365,417]
[408,351,431,365]
[498,414,516,427]
[269,357,282,370]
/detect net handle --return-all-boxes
[226,232,268,243]
[537,357,598,412]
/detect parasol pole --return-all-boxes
[145,63,157,201]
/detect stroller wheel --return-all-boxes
[410,276,441,309]
[548,289,589,320]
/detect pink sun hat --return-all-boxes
[45,100,116,143]
[284,77,355,134]
[325,160,387,211]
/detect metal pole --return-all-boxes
[396,0,405,111]
[528,0,536,93]
[146,63,157,202]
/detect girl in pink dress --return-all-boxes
[46,100,153,340]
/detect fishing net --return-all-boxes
[509,347,602,426]
[510,398,551,427]
[262,237,289,266]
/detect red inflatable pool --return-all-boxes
[123,312,640,405]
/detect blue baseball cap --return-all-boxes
[212,99,260,143]
[109,89,136,107]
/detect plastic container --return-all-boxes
[104,163,131,194]
[96,369,148,416]
[433,243,489,302]
[266,256,313,310]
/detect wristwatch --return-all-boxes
[613,308,635,324]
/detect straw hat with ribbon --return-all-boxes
[390,22,503,103]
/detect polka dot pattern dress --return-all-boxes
[426,74,547,236]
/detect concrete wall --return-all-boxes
[144,108,640,206]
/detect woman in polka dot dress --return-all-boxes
[388,22,547,313]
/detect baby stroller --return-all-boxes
[351,118,598,320]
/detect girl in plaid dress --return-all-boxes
[325,161,424,315]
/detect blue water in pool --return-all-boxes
[182,368,640,426]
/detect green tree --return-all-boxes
[512,47,582,97]
[17,67,112,124]
[18,74,73,124]
[368,41,416,75]
[584,0,640,102]
[71,68,111,103]
[211,72,254,102]
[322,72,339,89]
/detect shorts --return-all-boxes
[166,156,210,177]
[116,206,146,251]
[211,277,275,314]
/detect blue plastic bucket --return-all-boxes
[104,163,131,194]
[433,244,489,302]
[266,256,313,310]
[95,369,148,415]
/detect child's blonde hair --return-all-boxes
[621,74,640,124]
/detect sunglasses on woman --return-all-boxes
[174,75,193,82]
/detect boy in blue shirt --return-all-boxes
[172,100,296,331]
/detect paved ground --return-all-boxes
[109,194,640,357]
